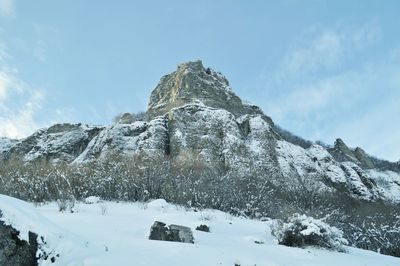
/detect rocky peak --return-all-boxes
[329,138,375,169]
[334,138,348,150]
[329,138,358,163]
[354,147,374,169]
[147,60,263,118]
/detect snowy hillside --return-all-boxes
[1,60,400,260]
[1,195,399,266]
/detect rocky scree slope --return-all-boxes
[0,60,399,202]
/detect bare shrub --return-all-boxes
[100,203,107,215]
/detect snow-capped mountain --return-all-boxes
[1,60,399,202]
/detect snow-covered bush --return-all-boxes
[271,214,348,252]
[1,152,399,257]
[84,196,101,204]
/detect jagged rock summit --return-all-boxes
[329,138,374,169]
[147,60,263,118]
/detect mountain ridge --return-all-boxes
[0,60,399,203]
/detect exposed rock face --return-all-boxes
[329,138,375,169]
[276,141,382,201]
[0,60,399,203]
[167,103,279,173]
[0,213,38,266]
[74,118,169,162]
[354,147,375,169]
[1,123,103,163]
[147,60,264,118]
[149,221,194,244]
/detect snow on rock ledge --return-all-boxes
[275,141,387,201]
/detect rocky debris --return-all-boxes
[195,225,210,232]
[149,221,194,243]
[0,212,38,266]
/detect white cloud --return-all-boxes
[261,23,399,161]
[281,31,342,76]
[0,43,46,139]
[0,89,44,139]
[0,0,14,17]
[279,23,381,78]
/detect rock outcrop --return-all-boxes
[328,138,374,169]
[1,123,103,164]
[0,212,38,266]
[147,60,264,119]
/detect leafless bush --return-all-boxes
[100,203,107,215]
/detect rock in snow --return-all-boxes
[149,221,195,244]
[0,216,38,266]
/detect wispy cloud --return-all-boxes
[261,23,399,161]
[0,0,14,17]
[279,23,381,79]
[0,88,44,139]
[0,40,46,139]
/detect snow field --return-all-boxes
[1,195,400,266]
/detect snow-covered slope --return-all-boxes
[276,141,385,201]
[73,117,168,163]
[0,137,17,159]
[1,195,399,266]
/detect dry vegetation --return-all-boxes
[0,151,399,256]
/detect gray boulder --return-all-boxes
[149,221,194,244]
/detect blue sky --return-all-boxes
[0,0,399,161]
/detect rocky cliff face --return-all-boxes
[1,60,399,202]
[328,138,375,169]
[147,60,265,119]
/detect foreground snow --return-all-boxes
[1,195,399,266]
